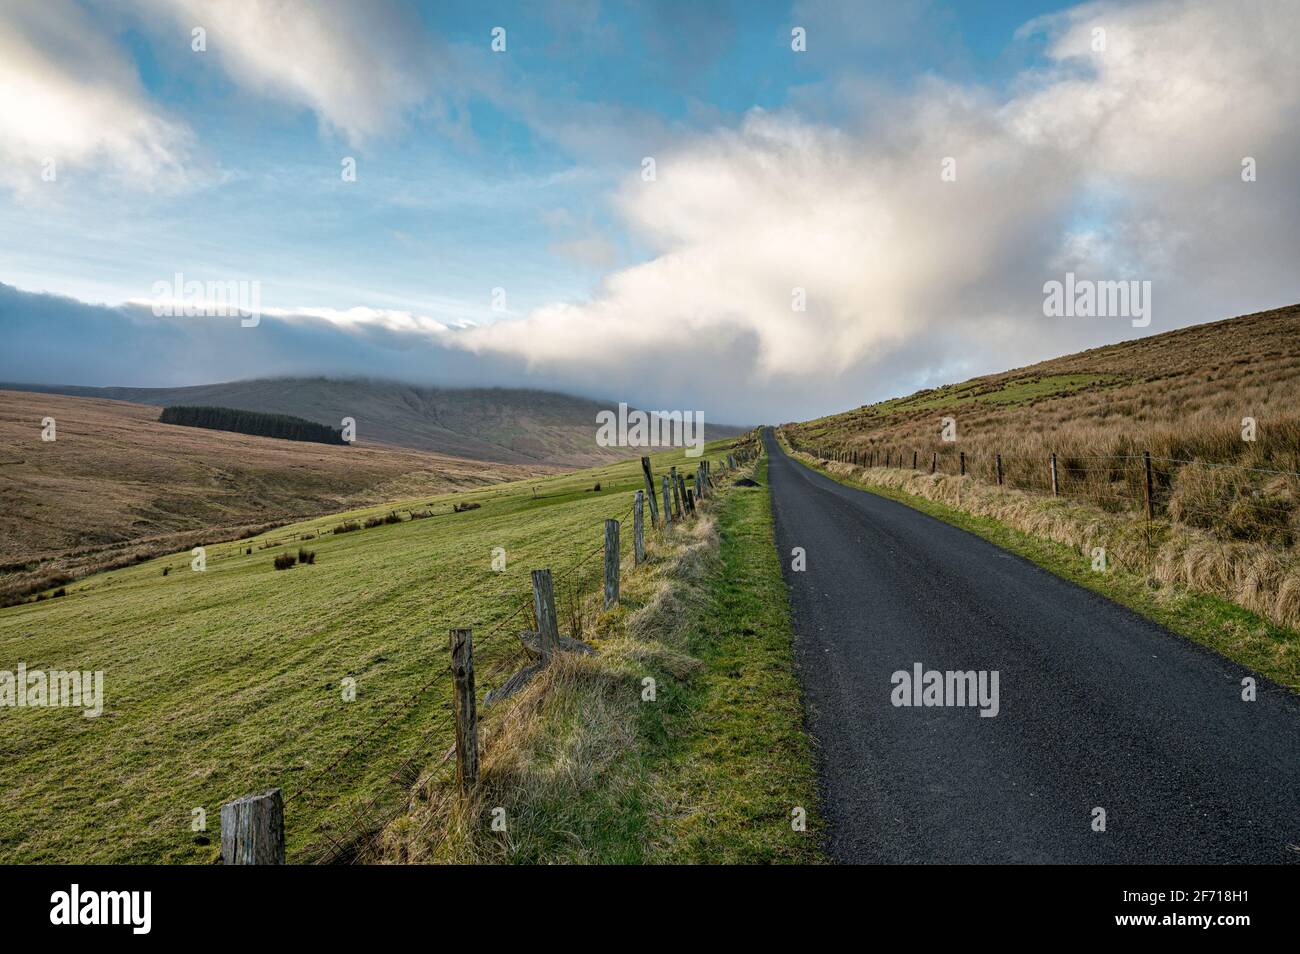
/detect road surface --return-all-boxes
[763,429,1300,863]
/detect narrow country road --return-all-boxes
[763,430,1300,863]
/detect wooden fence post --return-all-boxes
[1050,453,1059,497]
[662,476,673,528]
[885,449,891,467]
[633,491,646,564]
[996,454,1004,486]
[449,628,478,797]
[670,466,682,518]
[686,489,695,512]
[640,456,659,527]
[677,473,690,515]
[1143,451,1154,520]
[603,519,620,609]
[931,452,937,474]
[532,569,560,661]
[959,451,966,476]
[912,450,917,470]
[220,789,285,864]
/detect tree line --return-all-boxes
[159,405,348,445]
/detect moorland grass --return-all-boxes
[0,442,730,863]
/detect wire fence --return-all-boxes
[217,445,759,864]
[790,438,1300,547]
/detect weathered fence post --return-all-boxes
[1050,453,1059,497]
[996,454,1004,486]
[677,473,689,515]
[670,466,682,518]
[532,569,560,661]
[912,450,917,470]
[1143,450,1154,520]
[662,476,674,528]
[931,452,937,474]
[959,451,966,476]
[603,519,620,609]
[449,627,478,797]
[220,789,285,864]
[686,488,695,512]
[640,456,659,527]
[633,490,645,565]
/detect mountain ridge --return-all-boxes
[4,376,748,466]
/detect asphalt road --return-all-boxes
[763,430,1300,863]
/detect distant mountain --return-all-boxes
[6,377,748,466]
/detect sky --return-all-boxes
[0,0,1298,424]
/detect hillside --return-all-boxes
[782,301,1300,644]
[786,303,1300,486]
[0,388,542,598]
[10,377,748,466]
[0,438,744,863]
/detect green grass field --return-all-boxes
[0,441,731,863]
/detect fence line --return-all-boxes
[219,441,761,863]
[787,432,1300,551]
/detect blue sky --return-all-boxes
[1,0,1298,422]
[1,0,1068,316]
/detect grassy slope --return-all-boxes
[645,456,823,862]
[0,442,722,863]
[790,448,1300,693]
[0,388,543,573]
[787,304,1300,483]
[379,452,823,864]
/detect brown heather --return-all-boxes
[782,302,1300,634]
[0,388,547,603]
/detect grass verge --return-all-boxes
[644,456,823,863]
[380,454,823,863]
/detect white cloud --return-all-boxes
[143,0,435,145]
[5,0,1299,424]
[425,0,1300,417]
[0,0,194,195]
